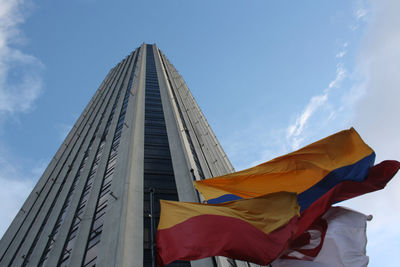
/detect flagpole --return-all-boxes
[150,188,156,267]
[190,169,202,202]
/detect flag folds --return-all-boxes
[156,192,300,266]
[155,127,399,266]
[293,160,400,239]
[156,160,399,266]
[195,128,375,211]
[273,207,370,267]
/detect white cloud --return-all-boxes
[328,64,346,89]
[0,0,43,115]
[341,0,400,266]
[282,1,399,265]
[335,51,346,58]
[336,43,348,58]
[286,64,346,150]
[350,4,369,32]
[0,177,35,237]
[355,8,368,21]
[286,93,328,150]
[0,147,41,237]
[349,24,359,32]
[0,0,44,237]
[350,0,400,168]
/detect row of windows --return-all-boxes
[143,45,188,266]
[38,137,94,266]
[144,123,168,133]
[8,68,110,266]
[159,54,210,267]
[18,64,124,267]
[145,113,165,122]
[81,50,139,267]
[145,107,163,115]
[56,56,133,267]
[143,175,177,189]
[76,79,127,266]
[58,140,106,267]
[161,59,206,180]
[82,136,118,267]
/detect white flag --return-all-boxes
[272,206,369,267]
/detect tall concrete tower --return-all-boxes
[0,44,246,267]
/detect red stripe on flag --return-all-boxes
[296,160,400,239]
[279,160,400,262]
[156,214,298,266]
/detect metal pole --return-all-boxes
[190,169,202,202]
[149,188,156,267]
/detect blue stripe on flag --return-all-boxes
[298,152,375,211]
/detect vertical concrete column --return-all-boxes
[12,67,120,266]
[174,76,229,176]
[26,65,121,266]
[159,56,213,179]
[0,67,112,258]
[157,51,204,195]
[0,66,117,266]
[97,45,145,267]
[154,45,199,203]
[165,61,221,177]
[159,51,245,267]
[43,58,129,267]
[89,49,138,266]
[155,48,218,267]
[113,43,147,267]
[67,53,134,267]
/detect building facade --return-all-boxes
[0,44,254,267]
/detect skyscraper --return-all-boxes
[0,44,246,267]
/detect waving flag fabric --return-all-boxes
[155,126,399,266]
[277,160,399,263]
[195,128,375,211]
[273,207,370,267]
[293,160,400,239]
[156,192,300,266]
[156,160,399,266]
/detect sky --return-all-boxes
[0,0,399,266]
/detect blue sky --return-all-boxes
[0,0,399,266]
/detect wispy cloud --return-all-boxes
[0,0,44,237]
[286,64,346,150]
[335,51,346,58]
[340,1,400,266]
[350,6,369,31]
[286,1,369,151]
[350,0,400,162]
[0,146,45,237]
[0,0,43,115]
[335,42,348,59]
[355,8,368,21]
[282,2,399,265]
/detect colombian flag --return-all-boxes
[156,192,300,266]
[195,128,375,211]
[155,127,399,265]
[155,161,400,266]
[282,160,400,261]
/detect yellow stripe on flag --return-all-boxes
[195,128,373,201]
[157,191,299,234]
